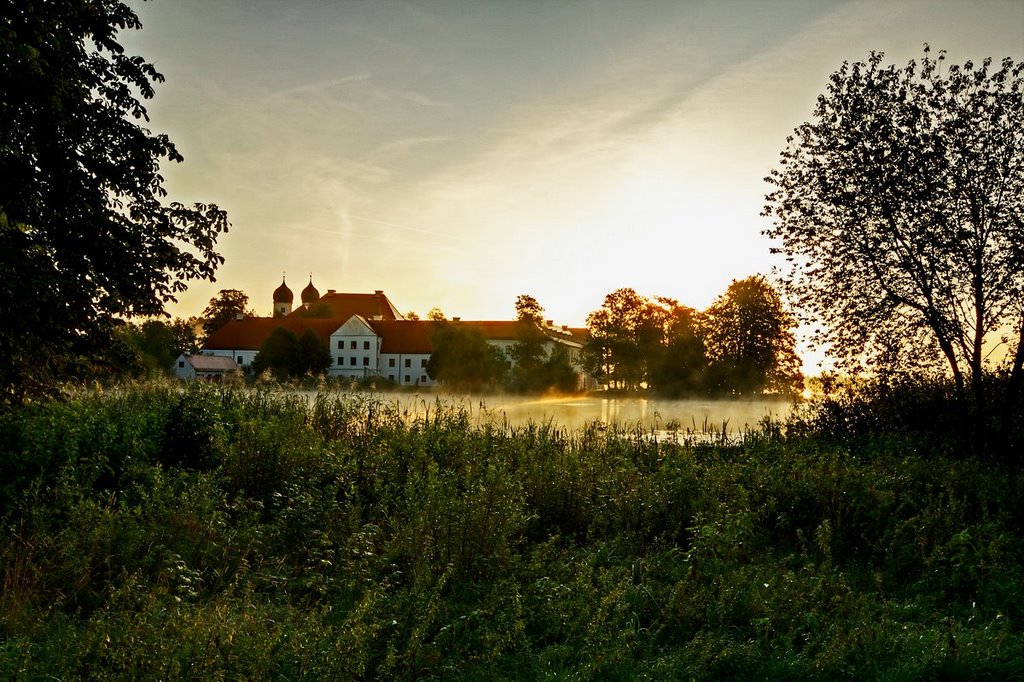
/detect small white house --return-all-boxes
[174,354,241,382]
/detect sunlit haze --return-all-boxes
[122,0,1022,370]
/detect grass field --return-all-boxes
[1,382,1022,679]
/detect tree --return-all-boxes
[295,328,331,377]
[506,294,578,393]
[647,299,707,396]
[514,294,544,326]
[121,318,197,376]
[298,302,332,318]
[509,294,548,392]
[763,47,1024,407]
[427,322,506,392]
[251,327,300,380]
[701,276,802,395]
[201,290,253,340]
[427,307,447,322]
[251,327,330,379]
[583,288,661,390]
[0,1,228,402]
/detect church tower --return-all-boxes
[301,275,320,310]
[273,276,294,317]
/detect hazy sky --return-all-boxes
[122,0,1022,348]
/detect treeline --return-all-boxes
[582,275,801,396]
[110,278,803,400]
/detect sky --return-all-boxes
[121,0,1023,367]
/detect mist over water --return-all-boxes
[357,393,796,436]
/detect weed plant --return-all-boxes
[1,381,1022,679]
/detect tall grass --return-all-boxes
[1,382,1022,678]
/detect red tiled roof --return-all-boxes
[185,355,240,372]
[288,291,402,321]
[203,318,341,350]
[369,320,437,354]
[367,320,573,354]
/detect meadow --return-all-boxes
[1,382,1022,679]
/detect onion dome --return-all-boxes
[273,277,293,304]
[301,276,320,304]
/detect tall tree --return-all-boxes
[296,328,331,377]
[0,1,228,402]
[701,276,802,395]
[121,318,196,376]
[201,289,253,340]
[509,294,548,391]
[763,47,1024,406]
[647,299,707,396]
[583,288,659,390]
[250,327,330,380]
[427,322,506,392]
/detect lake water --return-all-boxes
[326,392,796,437]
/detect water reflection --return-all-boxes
[357,392,795,436]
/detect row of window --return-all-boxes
[337,356,371,366]
[335,356,430,368]
[388,375,430,384]
[339,340,373,350]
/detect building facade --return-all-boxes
[200,279,589,388]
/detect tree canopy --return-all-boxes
[251,327,330,380]
[702,276,802,395]
[201,290,253,340]
[509,294,578,393]
[0,1,228,402]
[582,281,800,396]
[763,47,1024,404]
[427,322,507,392]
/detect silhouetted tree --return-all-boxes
[251,327,330,379]
[299,302,332,318]
[0,1,227,403]
[201,289,253,340]
[583,288,658,390]
[252,327,299,380]
[764,47,1024,408]
[509,294,549,392]
[427,322,506,392]
[647,300,707,396]
[296,329,331,376]
[121,318,197,376]
[701,276,801,395]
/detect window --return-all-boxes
[178,360,185,368]
[389,358,396,367]
[337,340,343,350]
[420,359,427,368]
[404,375,410,383]
[237,357,243,365]
[362,357,369,366]
[350,340,357,350]
[363,340,370,350]
[422,374,429,383]
[350,357,357,366]
[404,358,411,368]
[337,357,344,365]
[388,374,395,382]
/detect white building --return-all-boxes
[174,353,242,382]
[200,279,589,387]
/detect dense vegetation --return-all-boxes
[1,383,1022,679]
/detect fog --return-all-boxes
[361,393,796,436]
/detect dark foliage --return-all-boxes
[0,384,1022,678]
[0,1,228,403]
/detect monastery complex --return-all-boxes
[182,277,590,388]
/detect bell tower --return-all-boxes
[273,275,294,317]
